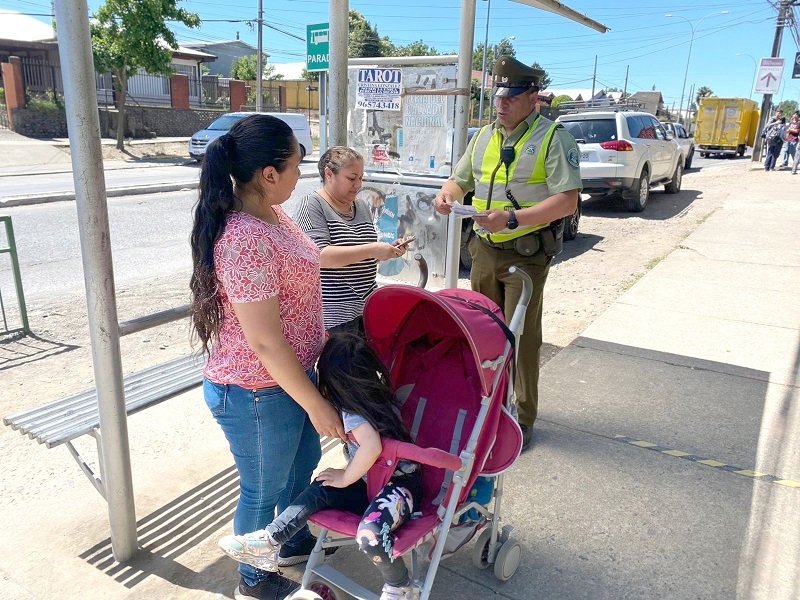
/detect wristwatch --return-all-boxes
[506,209,519,230]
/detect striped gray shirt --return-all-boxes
[295,191,379,330]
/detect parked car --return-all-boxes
[556,111,684,212]
[188,111,314,162]
[457,125,580,270]
[661,121,696,169]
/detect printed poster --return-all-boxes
[347,65,456,176]
[356,68,402,111]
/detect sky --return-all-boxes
[5,0,800,108]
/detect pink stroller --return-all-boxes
[292,270,533,600]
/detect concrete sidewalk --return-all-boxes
[0,160,798,600]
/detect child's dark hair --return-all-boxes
[317,333,413,443]
[189,114,297,354]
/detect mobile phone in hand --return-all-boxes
[395,236,416,248]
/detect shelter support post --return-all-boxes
[53,0,137,562]
[328,0,348,147]
[444,0,477,288]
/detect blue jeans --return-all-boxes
[765,143,782,170]
[783,140,797,165]
[204,373,322,586]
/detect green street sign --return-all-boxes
[307,23,329,72]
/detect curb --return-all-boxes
[0,182,198,208]
[0,171,320,208]
[0,160,195,179]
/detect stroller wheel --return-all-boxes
[290,591,323,600]
[293,580,341,600]
[493,537,522,582]
[471,528,494,570]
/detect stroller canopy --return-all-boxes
[364,286,512,397]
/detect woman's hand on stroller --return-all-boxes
[316,468,349,488]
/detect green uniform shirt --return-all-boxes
[451,111,582,196]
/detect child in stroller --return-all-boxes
[219,333,424,600]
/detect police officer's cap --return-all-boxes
[492,56,544,98]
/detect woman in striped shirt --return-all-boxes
[296,147,407,335]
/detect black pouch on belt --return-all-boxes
[513,233,540,256]
[540,219,565,257]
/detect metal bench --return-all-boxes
[3,306,202,500]
[3,258,430,503]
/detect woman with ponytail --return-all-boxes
[190,114,346,600]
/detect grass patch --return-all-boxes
[620,255,666,292]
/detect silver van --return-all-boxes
[188,111,314,162]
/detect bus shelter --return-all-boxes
[51,0,606,562]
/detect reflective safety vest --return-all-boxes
[471,115,560,243]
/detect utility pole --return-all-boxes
[623,65,629,99]
[590,55,597,106]
[256,0,263,111]
[752,0,793,161]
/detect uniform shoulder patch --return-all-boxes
[567,147,580,168]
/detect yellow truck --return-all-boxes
[694,97,759,157]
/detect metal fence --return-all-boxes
[0,216,30,337]
[20,57,63,98]
[14,59,231,110]
[241,81,282,112]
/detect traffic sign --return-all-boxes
[793,52,800,79]
[754,57,785,94]
[306,23,329,72]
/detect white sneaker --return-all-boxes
[379,582,418,600]
[218,529,281,571]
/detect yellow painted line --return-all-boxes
[696,459,727,467]
[734,470,766,477]
[774,480,800,488]
[662,449,691,457]
[612,434,798,489]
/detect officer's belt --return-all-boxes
[478,230,539,250]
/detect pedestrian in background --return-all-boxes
[294,146,407,336]
[764,111,786,172]
[189,114,346,600]
[782,111,799,168]
[434,56,582,451]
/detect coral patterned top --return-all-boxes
[203,207,326,389]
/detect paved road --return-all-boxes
[0,180,321,301]
[0,159,321,201]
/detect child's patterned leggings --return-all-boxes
[265,471,423,587]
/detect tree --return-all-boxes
[778,99,798,115]
[301,68,320,82]
[472,40,517,72]
[530,61,551,91]
[349,10,382,58]
[696,86,713,105]
[91,0,200,150]
[229,54,282,81]
[391,40,440,58]
[551,94,573,109]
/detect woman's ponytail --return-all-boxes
[189,114,297,353]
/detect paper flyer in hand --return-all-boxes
[451,202,488,218]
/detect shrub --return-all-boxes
[26,92,63,112]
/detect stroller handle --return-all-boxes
[507,266,533,336]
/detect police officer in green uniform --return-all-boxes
[434,56,581,450]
